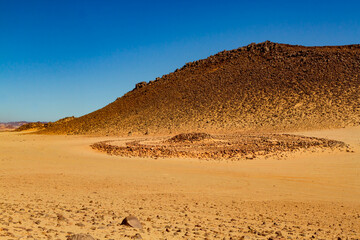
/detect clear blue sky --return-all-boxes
[1,0,359,122]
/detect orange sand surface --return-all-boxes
[0,128,359,239]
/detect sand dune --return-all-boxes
[0,127,359,239]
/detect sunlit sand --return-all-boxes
[0,127,359,239]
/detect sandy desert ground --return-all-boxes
[0,127,359,239]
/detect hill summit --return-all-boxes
[42,41,360,135]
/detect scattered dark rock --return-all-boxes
[67,234,95,240]
[91,133,347,161]
[57,213,67,222]
[167,132,212,143]
[131,233,143,239]
[275,230,283,236]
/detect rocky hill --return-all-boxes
[14,122,47,131]
[41,41,360,135]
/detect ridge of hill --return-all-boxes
[41,41,360,135]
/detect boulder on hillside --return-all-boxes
[134,81,147,90]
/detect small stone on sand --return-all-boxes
[121,215,143,229]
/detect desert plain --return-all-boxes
[0,127,359,240]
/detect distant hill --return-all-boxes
[0,121,29,131]
[15,117,75,131]
[41,41,360,135]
